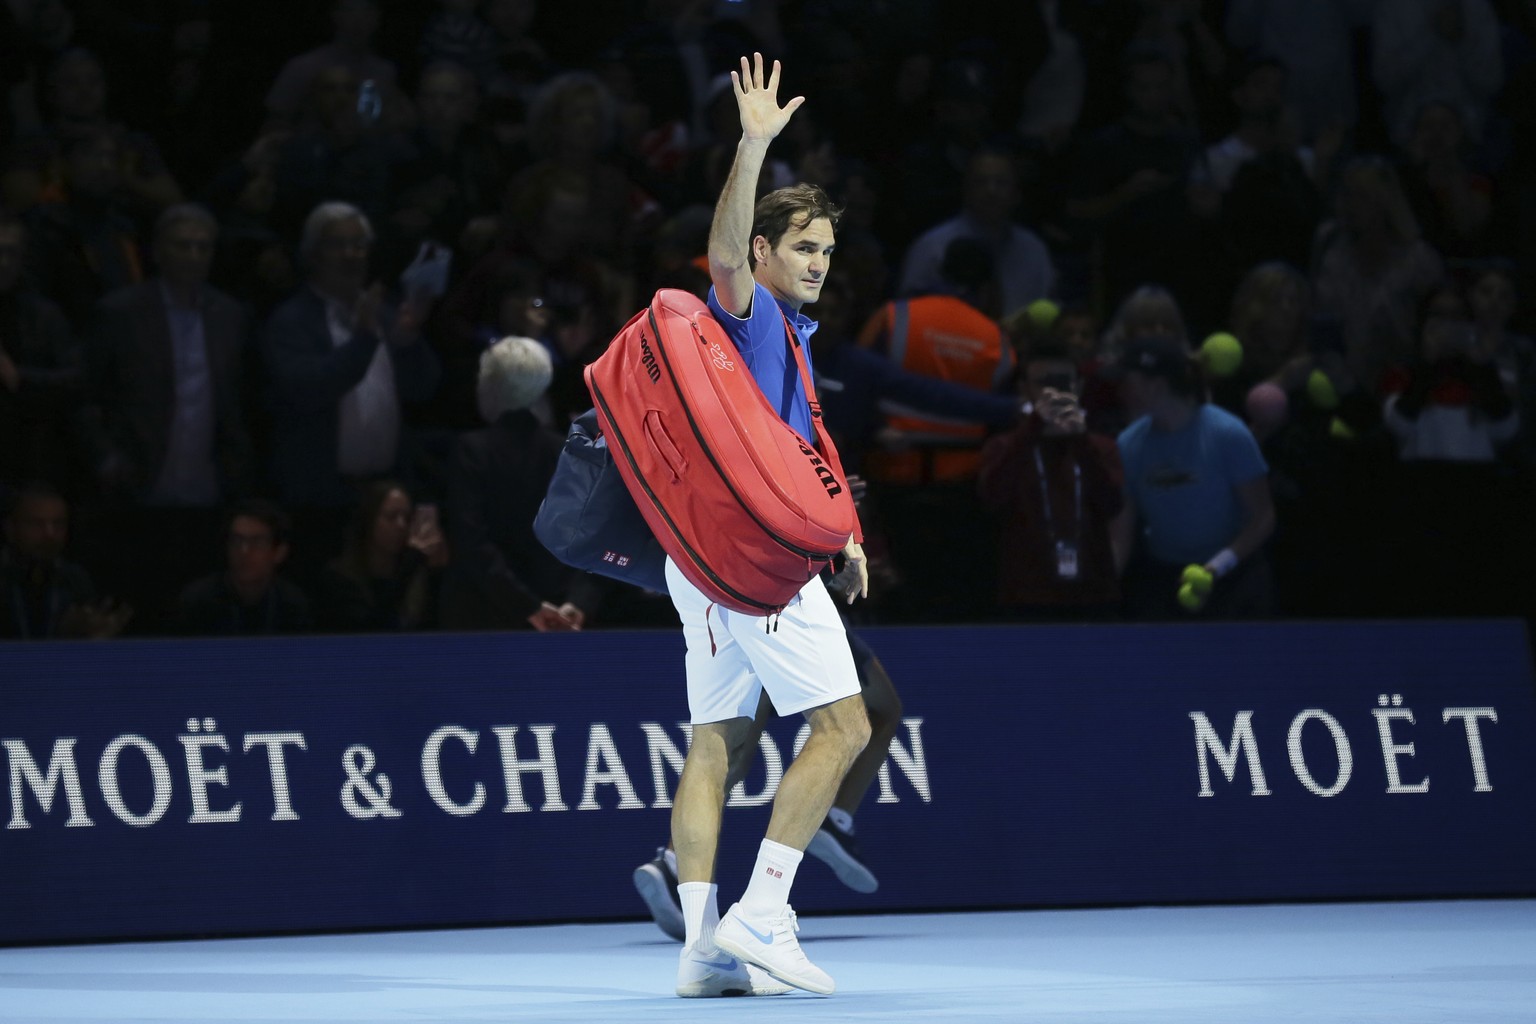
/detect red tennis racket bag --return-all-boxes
[585,288,860,615]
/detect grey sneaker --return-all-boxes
[806,816,879,893]
[632,847,685,942]
[713,902,834,995]
[676,944,793,997]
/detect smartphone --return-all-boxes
[357,79,383,124]
[410,503,439,535]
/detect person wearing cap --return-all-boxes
[1109,333,1276,618]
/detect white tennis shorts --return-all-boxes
[665,557,861,724]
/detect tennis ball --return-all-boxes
[1027,298,1060,331]
[1200,332,1243,377]
[1328,416,1355,440]
[1178,582,1205,611]
[1306,369,1340,410]
[1181,564,1214,594]
[1245,382,1289,436]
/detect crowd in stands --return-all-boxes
[3,0,1534,639]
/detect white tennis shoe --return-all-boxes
[676,943,793,997]
[713,902,834,995]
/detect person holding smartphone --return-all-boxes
[978,336,1127,620]
[314,479,448,631]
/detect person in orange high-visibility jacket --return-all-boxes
[856,236,1014,483]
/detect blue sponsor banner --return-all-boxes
[3,621,1534,945]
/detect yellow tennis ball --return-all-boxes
[1027,298,1060,330]
[1181,564,1214,594]
[1328,416,1355,440]
[1178,583,1205,611]
[1200,332,1244,377]
[1306,369,1340,410]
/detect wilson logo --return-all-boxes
[796,441,843,498]
[638,333,661,384]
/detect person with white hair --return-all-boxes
[439,335,594,631]
[260,201,441,511]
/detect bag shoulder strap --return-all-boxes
[780,312,863,542]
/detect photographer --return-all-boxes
[978,336,1125,620]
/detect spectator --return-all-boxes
[261,202,441,513]
[264,0,400,127]
[1063,42,1208,319]
[0,212,83,491]
[858,236,1014,485]
[392,61,506,256]
[80,203,254,631]
[1212,260,1312,416]
[270,64,407,242]
[1466,261,1536,466]
[24,127,145,331]
[1111,334,1276,619]
[0,480,130,639]
[480,0,552,101]
[83,203,252,508]
[1374,0,1504,152]
[890,58,1005,248]
[1085,283,1188,436]
[898,147,1056,320]
[1311,156,1446,388]
[1196,55,1332,278]
[173,498,314,635]
[440,335,590,632]
[1224,0,1374,142]
[1382,287,1518,462]
[419,0,500,88]
[509,71,656,264]
[1380,286,1523,616]
[314,478,446,632]
[978,335,1125,620]
[1397,99,1498,261]
[29,47,183,219]
[1016,0,1088,154]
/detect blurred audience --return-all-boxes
[0,0,1534,633]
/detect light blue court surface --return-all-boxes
[3,901,1532,1024]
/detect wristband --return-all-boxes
[1207,548,1239,579]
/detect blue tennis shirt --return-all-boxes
[706,281,819,443]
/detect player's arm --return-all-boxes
[707,53,804,318]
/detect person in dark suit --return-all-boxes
[439,334,593,631]
[260,201,441,515]
[85,203,253,505]
[78,203,254,633]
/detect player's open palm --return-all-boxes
[733,52,803,142]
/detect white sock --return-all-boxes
[827,807,854,833]
[738,839,802,919]
[678,881,718,950]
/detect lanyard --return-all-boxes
[1033,446,1082,545]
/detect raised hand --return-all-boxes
[732,52,804,143]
